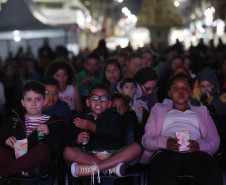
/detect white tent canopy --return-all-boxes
[0,0,56,31]
[0,0,89,60]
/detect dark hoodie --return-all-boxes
[191,68,226,116]
[0,107,72,157]
[72,107,123,151]
[43,99,72,122]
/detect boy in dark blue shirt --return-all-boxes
[63,83,141,180]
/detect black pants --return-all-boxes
[149,149,222,185]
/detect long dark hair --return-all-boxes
[101,58,123,85]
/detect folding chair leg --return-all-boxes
[65,173,68,185]
[140,171,145,185]
[223,171,226,185]
[144,170,149,185]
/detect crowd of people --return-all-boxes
[0,37,225,185]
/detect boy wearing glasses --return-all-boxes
[63,83,142,180]
[42,77,72,122]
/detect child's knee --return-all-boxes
[39,143,51,156]
[132,142,142,155]
[63,146,75,159]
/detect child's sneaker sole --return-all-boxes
[113,163,126,177]
[71,163,78,177]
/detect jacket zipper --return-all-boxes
[12,109,66,138]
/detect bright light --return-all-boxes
[191,36,196,42]
[204,8,212,16]
[122,7,128,14]
[86,15,92,23]
[128,14,137,23]
[199,27,205,34]
[211,6,215,13]
[13,30,20,35]
[120,38,129,48]
[174,1,180,7]
[117,0,123,2]
[130,27,150,50]
[191,14,196,20]
[138,42,144,48]
[212,21,217,27]
[183,29,189,35]
[204,7,214,26]
[13,30,21,42]
[14,35,21,42]
[125,11,131,16]
[90,25,97,33]
[131,29,150,40]
[66,43,79,56]
[122,7,131,16]
[106,37,129,50]
[216,19,225,36]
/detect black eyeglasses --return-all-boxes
[45,90,59,95]
[89,94,109,102]
[142,85,157,92]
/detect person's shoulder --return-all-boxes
[190,98,200,106]
[101,107,120,118]
[11,105,26,116]
[76,70,85,77]
[56,99,70,108]
[67,84,74,91]
[2,106,26,123]
[48,114,68,123]
[123,110,137,119]
[153,103,170,109]
[190,104,208,112]
[105,107,118,114]
[151,103,172,113]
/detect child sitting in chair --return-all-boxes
[0,80,71,178]
[63,83,141,182]
[140,73,222,185]
[117,78,148,124]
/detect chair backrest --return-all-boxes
[122,111,136,145]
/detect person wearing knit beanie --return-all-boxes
[191,68,226,116]
[198,68,220,89]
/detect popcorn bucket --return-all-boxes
[14,138,28,159]
[93,151,112,160]
[176,130,190,152]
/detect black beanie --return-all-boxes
[198,68,220,88]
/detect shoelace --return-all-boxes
[90,163,100,185]
[108,168,113,176]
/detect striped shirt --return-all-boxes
[25,114,50,136]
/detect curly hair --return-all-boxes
[45,60,76,84]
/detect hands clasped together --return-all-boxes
[166,138,200,152]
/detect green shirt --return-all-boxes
[76,70,101,97]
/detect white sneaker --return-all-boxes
[109,163,125,177]
[21,171,29,176]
